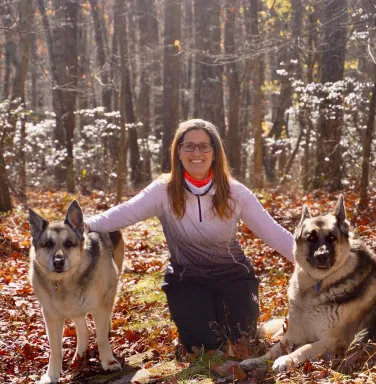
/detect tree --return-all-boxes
[359,62,376,209]
[181,0,193,120]
[313,0,348,191]
[38,0,78,189]
[0,0,33,212]
[89,0,111,111]
[116,0,127,202]
[53,0,79,192]
[124,1,142,186]
[11,0,33,198]
[249,0,263,189]
[0,105,12,212]
[193,0,225,137]
[302,3,318,191]
[162,0,181,172]
[136,0,154,182]
[224,5,241,177]
[2,2,17,101]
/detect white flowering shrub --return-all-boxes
[290,78,375,186]
[3,106,163,191]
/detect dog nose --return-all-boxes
[53,252,65,269]
[314,245,330,263]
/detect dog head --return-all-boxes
[29,200,85,280]
[294,194,351,280]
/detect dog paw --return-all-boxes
[239,357,266,371]
[272,355,294,372]
[101,358,121,371]
[39,373,59,384]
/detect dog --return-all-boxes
[28,200,124,384]
[240,195,376,373]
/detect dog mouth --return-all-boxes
[314,264,331,270]
[307,257,334,270]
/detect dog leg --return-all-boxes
[92,308,121,371]
[257,318,285,339]
[41,313,65,384]
[240,329,300,372]
[72,316,89,361]
[272,339,333,372]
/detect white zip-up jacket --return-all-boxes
[86,178,295,281]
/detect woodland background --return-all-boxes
[1,0,376,383]
[0,0,375,211]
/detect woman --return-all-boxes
[86,119,294,351]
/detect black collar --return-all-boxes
[184,181,213,196]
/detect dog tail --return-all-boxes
[109,231,124,275]
[256,317,285,339]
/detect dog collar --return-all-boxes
[314,281,322,292]
[53,282,59,292]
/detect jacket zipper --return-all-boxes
[197,195,202,222]
[184,181,213,223]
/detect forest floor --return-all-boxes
[1,186,376,383]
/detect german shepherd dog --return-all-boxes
[241,195,376,372]
[28,201,124,383]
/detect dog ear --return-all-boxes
[29,208,49,246]
[334,194,349,235]
[295,205,311,240]
[300,205,311,225]
[64,200,84,240]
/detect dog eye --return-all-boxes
[327,234,337,242]
[307,232,318,242]
[64,240,74,248]
[44,240,54,248]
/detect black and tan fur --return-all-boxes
[241,195,376,372]
[29,201,124,384]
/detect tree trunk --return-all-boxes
[302,110,313,191]
[239,68,251,181]
[136,0,153,182]
[302,5,318,191]
[30,34,38,113]
[89,0,111,111]
[110,1,120,112]
[181,0,193,120]
[359,66,376,209]
[162,0,181,172]
[313,0,347,191]
[2,3,15,100]
[249,0,263,189]
[116,0,127,202]
[11,0,33,199]
[3,36,16,101]
[150,1,163,142]
[123,3,142,186]
[77,7,91,132]
[0,145,12,212]
[224,6,241,177]
[48,0,79,192]
[193,0,225,137]
[63,1,79,193]
[38,0,67,184]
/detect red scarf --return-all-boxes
[184,169,213,188]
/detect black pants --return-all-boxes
[162,276,259,350]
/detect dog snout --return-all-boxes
[314,245,330,264]
[53,251,65,271]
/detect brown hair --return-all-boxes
[167,119,234,219]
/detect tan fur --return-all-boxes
[29,203,124,384]
[241,196,376,373]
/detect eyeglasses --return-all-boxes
[180,142,214,153]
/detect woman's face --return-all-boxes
[178,129,214,180]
